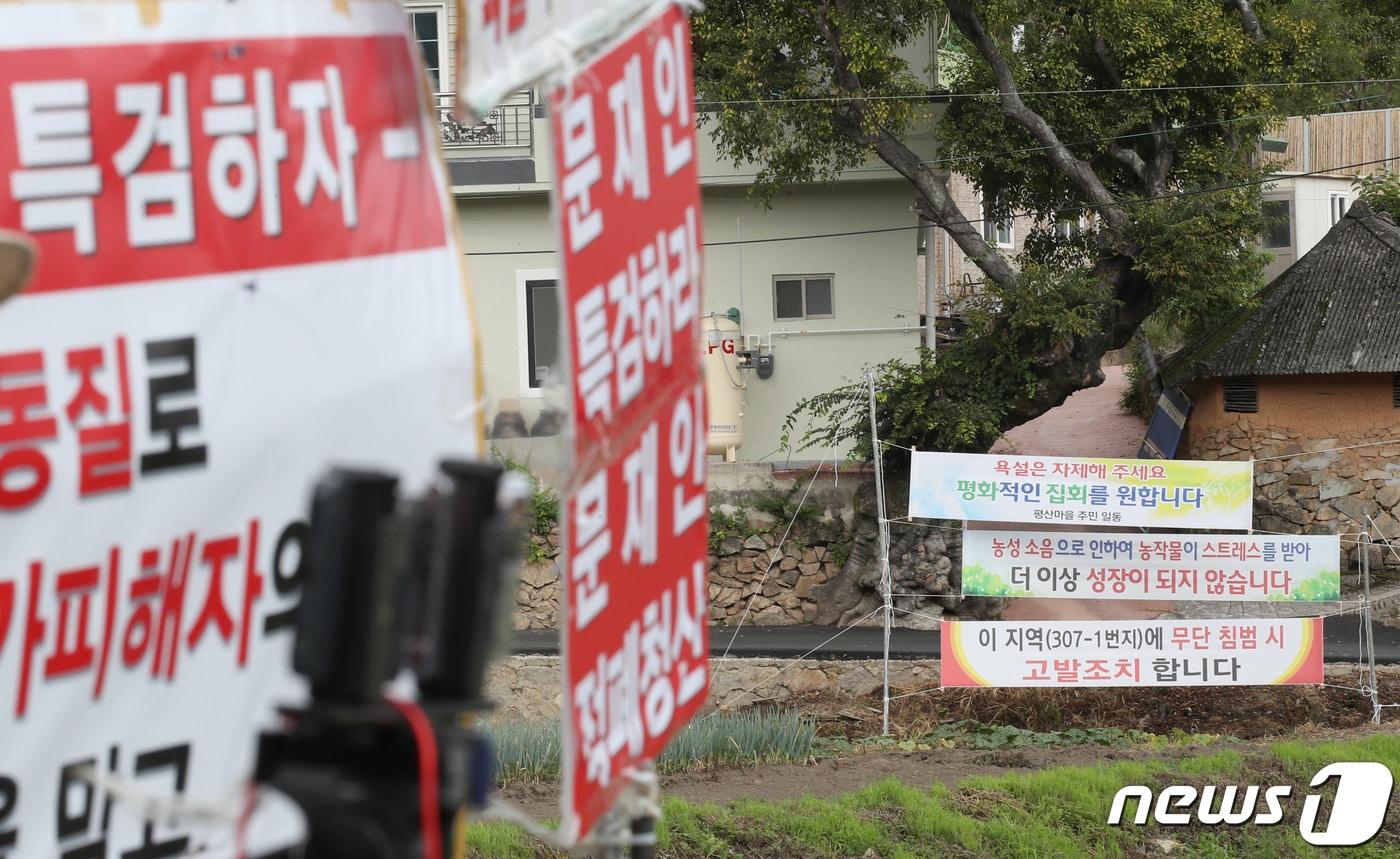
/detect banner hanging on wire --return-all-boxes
[961,530,1341,602]
[907,452,1254,530]
[941,618,1324,688]
[457,0,673,120]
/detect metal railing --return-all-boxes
[435,93,533,149]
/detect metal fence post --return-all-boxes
[1361,533,1382,724]
[866,371,893,737]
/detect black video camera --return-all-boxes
[256,459,523,858]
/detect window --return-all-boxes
[982,200,1013,248]
[773,275,834,320]
[1330,192,1350,225]
[1223,376,1258,413]
[517,272,560,393]
[1261,199,1292,249]
[407,3,447,92]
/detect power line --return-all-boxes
[691,92,1386,183]
[693,77,1400,108]
[463,154,1400,257]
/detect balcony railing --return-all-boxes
[435,93,533,150]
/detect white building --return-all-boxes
[405,2,953,462]
[1259,107,1399,280]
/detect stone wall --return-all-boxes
[487,654,936,720]
[513,463,862,630]
[512,513,851,630]
[709,528,846,625]
[1183,418,1400,571]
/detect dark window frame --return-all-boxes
[1261,199,1293,250]
[772,274,835,321]
[407,3,447,92]
[523,278,559,390]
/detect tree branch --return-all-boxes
[1232,0,1266,43]
[943,0,1129,236]
[809,2,1018,287]
[1106,142,1148,184]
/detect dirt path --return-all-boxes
[982,366,1173,622]
[990,364,1146,460]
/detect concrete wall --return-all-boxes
[459,181,924,461]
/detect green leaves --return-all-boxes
[1355,170,1400,221]
[700,1,1381,457]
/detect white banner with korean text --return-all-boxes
[962,530,1341,602]
[941,618,1325,688]
[0,2,480,855]
[908,452,1254,530]
[457,0,665,119]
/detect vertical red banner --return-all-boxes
[548,6,709,844]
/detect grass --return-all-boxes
[489,708,817,783]
[464,733,1400,858]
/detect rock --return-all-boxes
[743,535,768,551]
[754,604,787,624]
[719,536,743,556]
[795,576,819,598]
[1377,484,1400,510]
[1334,495,1379,525]
[802,549,818,564]
[1256,472,1285,486]
[799,562,819,575]
[1363,469,1392,481]
[1288,471,1321,486]
[518,560,557,589]
[1280,505,1313,526]
[780,568,800,586]
[779,555,799,571]
[736,556,756,574]
[1320,478,1365,501]
[1315,506,1339,522]
[762,581,783,597]
[786,668,830,693]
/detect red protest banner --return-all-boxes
[549,5,708,844]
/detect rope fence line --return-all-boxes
[708,605,887,716]
[717,454,829,665]
[760,409,1400,730]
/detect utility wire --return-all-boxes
[466,154,1400,257]
[700,92,1386,180]
[693,78,1400,108]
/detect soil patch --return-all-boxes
[806,666,1400,740]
